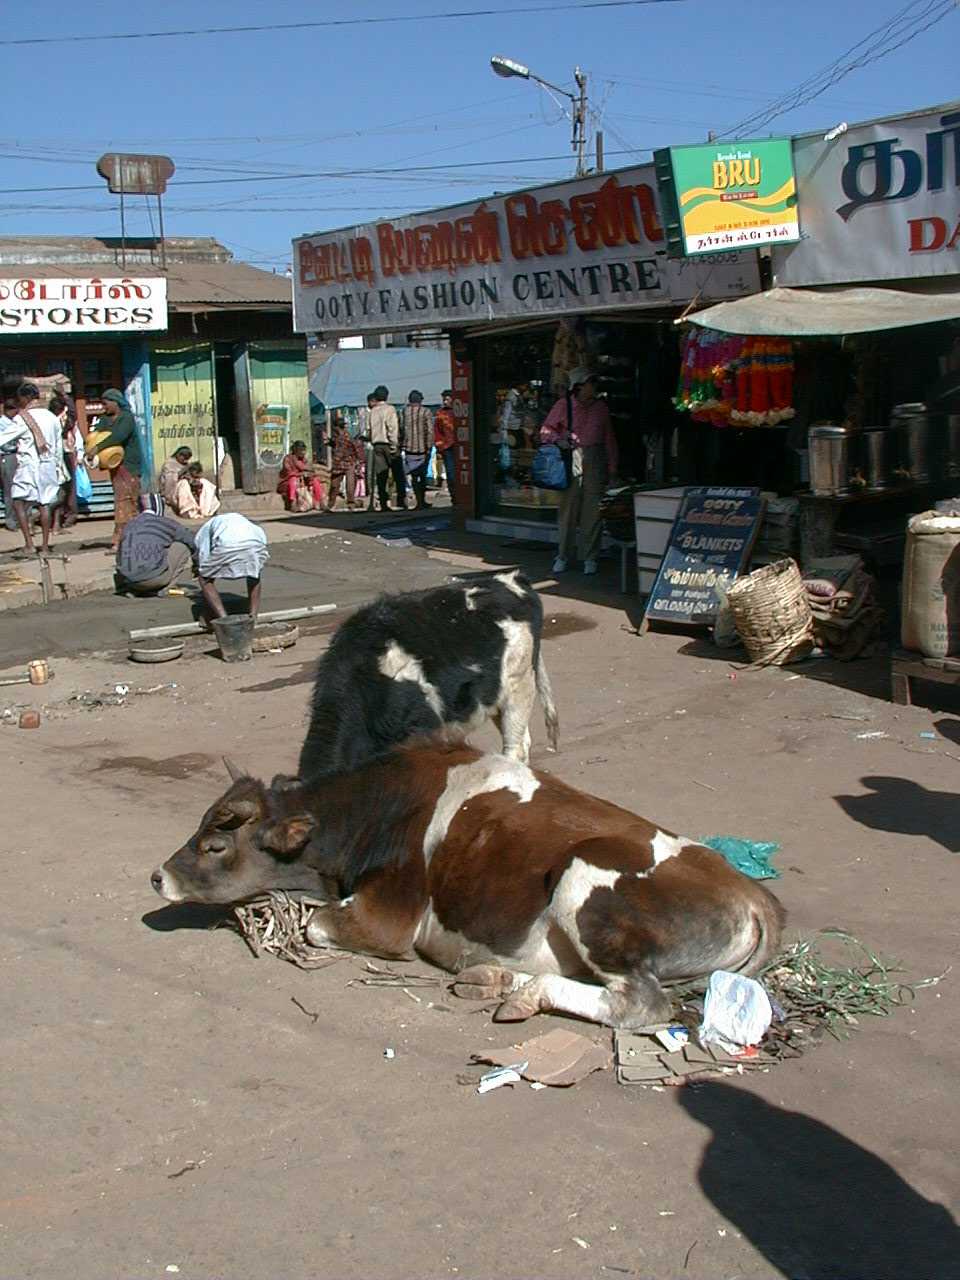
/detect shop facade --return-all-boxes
[682,102,960,571]
[0,237,308,495]
[292,167,761,531]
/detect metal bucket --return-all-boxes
[891,403,938,483]
[808,423,858,496]
[212,614,255,663]
[861,425,898,492]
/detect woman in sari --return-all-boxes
[85,388,142,549]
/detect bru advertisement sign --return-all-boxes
[662,138,799,257]
[292,165,759,336]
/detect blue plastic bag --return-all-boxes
[531,443,569,491]
[75,461,93,503]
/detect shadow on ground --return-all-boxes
[835,775,960,852]
[679,1081,960,1280]
[141,903,232,931]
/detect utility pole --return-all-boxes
[574,67,587,177]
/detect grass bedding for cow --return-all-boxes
[225,897,943,1079]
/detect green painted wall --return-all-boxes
[149,342,217,474]
[247,342,310,459]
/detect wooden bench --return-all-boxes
[891,647,960,705]
[1,480,114,521]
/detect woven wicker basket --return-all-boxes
[725,557,815,666]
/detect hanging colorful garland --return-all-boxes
[675,327,795,427]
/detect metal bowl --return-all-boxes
[128,639,185,663]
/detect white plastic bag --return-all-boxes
[698,970,772,1053]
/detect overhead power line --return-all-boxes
[721,0,957,137]
[0,0,686,48]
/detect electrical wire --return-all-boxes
[0,0,688,48]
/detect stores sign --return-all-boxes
[658,138,799,256]
[773,103,960,285]
[0,277,168,334]
[292,165,759,336]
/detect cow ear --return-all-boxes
[260,814,315,860]
[216,797,260,829]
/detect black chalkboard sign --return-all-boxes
[641,486,765,631]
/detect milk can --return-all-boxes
[891,403,939,483]
[808,423,858,496]
[861,425,898,491]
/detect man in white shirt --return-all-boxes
[0,380,63,557]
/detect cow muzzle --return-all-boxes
[151,866,185,902]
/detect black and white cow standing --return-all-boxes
[297,570,559,780]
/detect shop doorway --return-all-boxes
[0,345,121,432]
[214,344,242,490]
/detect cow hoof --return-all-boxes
[492,993,541,1022]
[451,964,516,1001]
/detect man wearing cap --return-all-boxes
[539,366,618,576]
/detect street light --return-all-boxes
[490,54,587,177]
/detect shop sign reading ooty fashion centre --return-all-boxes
[292,166,759,336]
[0,277,168,333]
[772,102,960,286]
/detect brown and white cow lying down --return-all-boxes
[152,746,785,1030]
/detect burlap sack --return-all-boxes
[900,510,960,656]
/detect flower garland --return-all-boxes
[675,327,795,427]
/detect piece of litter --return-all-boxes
[529,1081,547,1090]
[383,1047,395,1059]
[477,1061,528,1093]
[115,684,130,696]
[920,731,936,739]
[166,1268,180,1274]
[658,1211,675,1217]
[699,970,772,1053]
[655,1025,689,1052]
[856,731,888,740]
[571,1237,590,1249]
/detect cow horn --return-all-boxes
[223,756,246,781]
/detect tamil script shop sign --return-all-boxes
[292,165,759,336]
[642,487,764,630]
[658,138,799,257]
[772,101,960,285]
[0,278,168,334]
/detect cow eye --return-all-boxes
[205,837,229,856]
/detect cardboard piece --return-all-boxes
[473,1027,613,1087]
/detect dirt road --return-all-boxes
[1,524,958,1279]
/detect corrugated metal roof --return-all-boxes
[0,237,292,310]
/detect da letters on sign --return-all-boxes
[641,487,764,631]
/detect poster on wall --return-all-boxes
[655,139,799,257]
[292,163,760,337]
[255,403,290,467]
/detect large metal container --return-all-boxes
[808,423,858,496]
[861,425,898,491]
[891,403,939,483]
[945,413,960,480]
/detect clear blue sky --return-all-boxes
[2,0,957,274]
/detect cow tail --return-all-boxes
[536,651,560,752]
